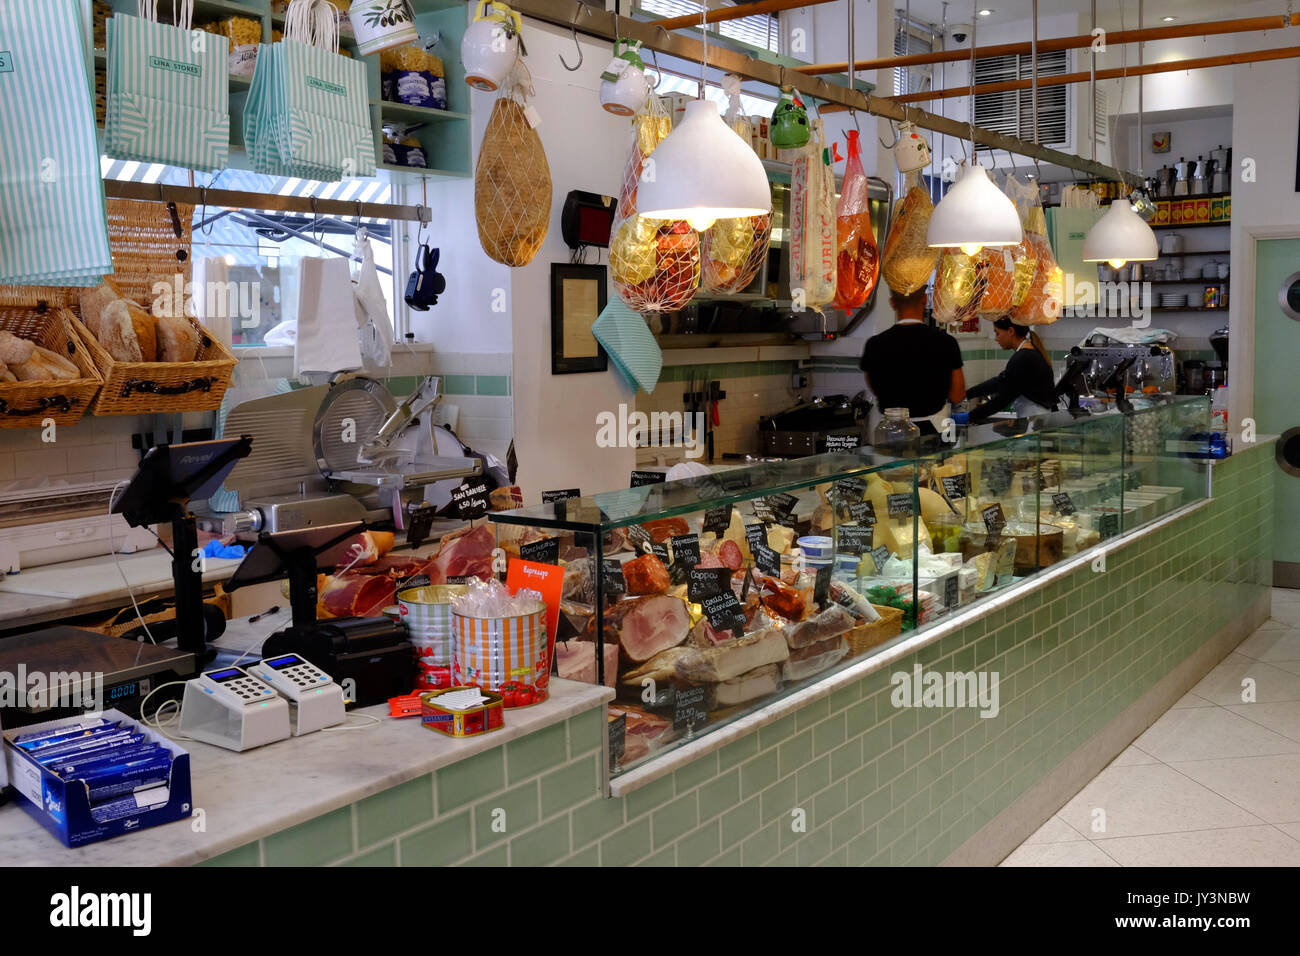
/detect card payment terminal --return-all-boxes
[179,666,291,751]
[246,654,346,735]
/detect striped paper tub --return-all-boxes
[452,601,551,707]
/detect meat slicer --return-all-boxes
[207,374,482,538]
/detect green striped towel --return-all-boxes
[104,9,230,173]
[591,298,662,394]
[0,0,112,285]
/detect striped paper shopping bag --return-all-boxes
[275,37,375,179]
[105,0,230,173]
[0,0,112,286]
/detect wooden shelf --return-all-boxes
[1154,249,1231,258]
[1152,220,1229,229]
[377,102,469,124]
[377,163,470,180]
[1144,278,1229,285]
[1149,306,1230,313]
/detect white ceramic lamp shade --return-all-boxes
[927,163,1022,255]
[637,100,772,232]
[1082,199,1159,269]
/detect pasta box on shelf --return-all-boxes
[2,708,192,848]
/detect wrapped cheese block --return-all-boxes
[975,238,1034,317]
[1008,178,1063,325]
[931,250,984,327]
[881,171,939,295]
[702,214,772,294]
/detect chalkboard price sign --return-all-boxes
[887,493,914,518]
[601,559,627,596]
[981,503,1007,537]
[519,538,559,565]
[849,501,876,525]
[837,525,873,556]
[541,489,581,503]
[813,565,832,610]
[1052,492,1076,516]
[766,493,798,517]
[687,566,731,603]
[609,714,627,763]
[824,434,859,452]
[626,524,653,553]
[754,543,780,576]
[673,685,709,731]
[630,470,666,487]
[871,546,891,571]
[944,574,960,608]
[669,533,701,569]
[940,474,969,499]
[702,504,733,535]
[451,481,490,520]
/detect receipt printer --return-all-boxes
[261,617,412,707]
[246,653,346,735]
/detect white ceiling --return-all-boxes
[897,0,1240,32]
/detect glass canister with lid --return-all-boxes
[872,407,922,455]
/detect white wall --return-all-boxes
[485,22,640,500]
[1225,2,1300,427]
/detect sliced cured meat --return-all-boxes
[674,626,789,684]
[429,523,496,584]
[604,594,691,663]
[783,636,849,682]
[696,551,726,569]
[642,517,689,543]
[783,603,856,649]
[609,705,672,763]
[562,558,594,604]
[714,663,782,708]
[718,539,743,570]
[555,640,618,687]
[336,531,396,570]
[320,574,395,618]
[624,553,670,595]
[489,486,524,511]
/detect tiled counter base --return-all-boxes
[191,442,1276,867]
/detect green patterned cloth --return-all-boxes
[0,0,111,285]
[104,9,230,172]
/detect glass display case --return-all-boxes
[489,396,1211,777]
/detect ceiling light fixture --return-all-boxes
[978,9,993,16]
[1162,15,1176,21]
[1083,0,1158,269]
[927,0,1022,256]
[635,4,771,231]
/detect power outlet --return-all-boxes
[791,373,809,390]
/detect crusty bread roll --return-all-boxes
[98,300,144,362]
[0,361,16,383]
[0,330,35,366]
[13,345,79,381]
[78,277,122,338]
[126,301,157,362]
[155,314,199,362]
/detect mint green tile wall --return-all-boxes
[200,448,1273,867]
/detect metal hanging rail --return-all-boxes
[103,179,434,222]
[794,12,1300,75]
[648,0,837,33]
[887,44,1300,105]
[508,0,1144,185]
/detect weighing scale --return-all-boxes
[0,626,195,729]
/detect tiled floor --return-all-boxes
[1002,588,1300,867]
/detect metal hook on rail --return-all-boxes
[879,116,900,150]
[559,6,582,71]
[647,46,663,91]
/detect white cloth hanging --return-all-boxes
[294,256,363,379]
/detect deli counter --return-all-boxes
[491,397,1214,781]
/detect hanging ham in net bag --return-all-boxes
[609,95,700,312]
[475,67,552,268]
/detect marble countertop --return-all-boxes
[0,676,612,866]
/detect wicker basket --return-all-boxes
[71,313,237,415]
[0,307,103,428]
[844,604,904,657]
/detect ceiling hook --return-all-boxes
[559,7,582,71]
[879,116,900,150]
[647,46,664,91]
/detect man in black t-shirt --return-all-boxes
[859,288,966,435]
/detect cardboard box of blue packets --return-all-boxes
[2,709,192,848]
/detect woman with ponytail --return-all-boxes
[952,316,1058,424]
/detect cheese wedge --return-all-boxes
[766,524,795,553]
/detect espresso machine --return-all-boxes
[1209,145,1231,194]
[1206,326,1229,389]
[1174,157,1194,196]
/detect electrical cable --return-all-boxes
[108,480,157,645]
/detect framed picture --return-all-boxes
[551,263,609,375]
[1150,131,1171,154]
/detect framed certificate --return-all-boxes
[550,264,609,375]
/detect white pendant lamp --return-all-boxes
[636,99,772,232]
[1082,198,1158,269]
[1082,0,1159,270]
[635,4,770,232]
[927,162,1023,256]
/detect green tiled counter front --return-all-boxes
[201,444,1274,866]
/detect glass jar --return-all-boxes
[873,407,921,455]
